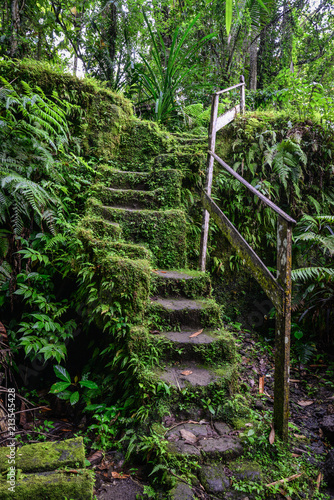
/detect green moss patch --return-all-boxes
[98,255,151,315]
[151,269,211,298]
[0,470,93,500]
[0,437,84,473]
[88,201,187,268]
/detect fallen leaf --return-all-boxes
[111,472,130,479]
[291,453,301,458]
[160,271,167,273]
[293,434,307,439]
[87,450,103,465]
[259,376,264,394]
[319,428,324,438]
[245,423,253,427]
[181,370,193,376]
[189,329,203,338]
[269,423,275,445]
[180,429,197,444]
[150,330,160,334]
[289,379,301,383]
[297,400,313,407]
[316,472,323,491]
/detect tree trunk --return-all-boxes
[10,0,20,57]
[249,35,258,90]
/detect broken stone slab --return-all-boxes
[168,481,195,499]
[0,437,85,473]
[167,440,201,457]
[214,422,231,435]
[0,469,94,500]
[198,464,230,496]
[199,436,243,460]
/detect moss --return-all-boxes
[98,255,151,315]
[148,298,222,331]
[87,201,187,269]
[77,215,122,241]
[150,269,211,298]
[118,119,177,168]
[0,470,94,500]
[0,437,84,473]
[0,59,133,159]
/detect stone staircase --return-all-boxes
[79,161,238,414]
[76,159,247,498]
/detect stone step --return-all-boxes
[148,297,222,330]
[96,165,151,189]
[0,437,93,499]
[79,215,122,240]
[96,165,182,194]
[91,184,176,209]
[87,198,187,268]
[151,269,211,298]
[157,327,236,363]
[166,421,243,461]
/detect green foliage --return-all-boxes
[50,364,99,406]
[130,10,215,124]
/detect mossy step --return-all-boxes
[157,327,236,363]
[155,360,236,392]
[96,165,182,192]
[0,437,84,473]
[77,224,153,261]
[99,254,151,314]
[87,198,187,268]
[91,184,176,209]
[0,470,94,500]
[78,215,122,240]
[149,297,222,329]
[151,269,211,298]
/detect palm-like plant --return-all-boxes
[131,10,215,123]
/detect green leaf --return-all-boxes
[226,0,233,34]
[53,365,71,383]
[50,381,71,393]
[79,380,99,390]
[70,391,80,405]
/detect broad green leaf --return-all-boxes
[50,381,71,393]
[70,391,80,405]
[53,365,71,383]
[79,380,99,390]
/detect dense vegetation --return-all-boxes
[0,0,334,497]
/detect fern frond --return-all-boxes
[292,267,334,282]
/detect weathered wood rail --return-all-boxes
[199,76,295,441]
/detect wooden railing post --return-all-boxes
[240,75,245,114]
[274,216,292,442]
[199,93,219,271]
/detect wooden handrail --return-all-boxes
[215,82,245,95]
[208,151,296,224]
[199,75,294,442]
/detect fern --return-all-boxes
[292,267,334,282]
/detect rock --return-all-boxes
[323,449,334,487]
[181,423,208,438]
[168,441,201,457]
[198,464,230,496]
[168,481,195,499]
[230,461,263,481]
[214,422,231,435]
[321,415,334,442]
[199,436,243,460]
[180,429,197,444]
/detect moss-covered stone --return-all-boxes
[87,200,187,268]
[148,298,222,330]
[159,328,236,364]
[98,255,151,315]
[150,269,211,298]
[0,59,133,159]
[0,437,84,473]
[0,470,94,500]
[90,184,172,210]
